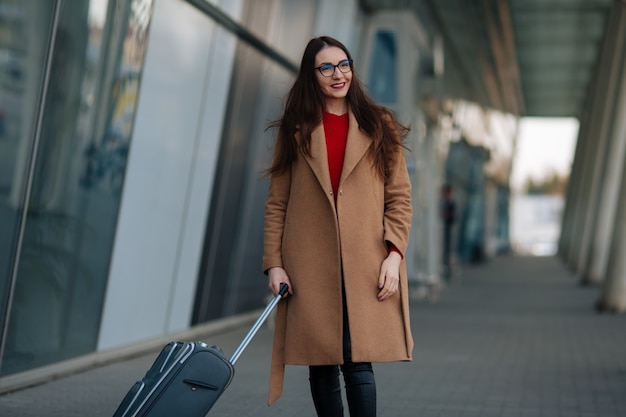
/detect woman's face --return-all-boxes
[314,46,352,103]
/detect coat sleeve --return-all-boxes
[262,166,291,274]
[383,147,412,256]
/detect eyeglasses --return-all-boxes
[314,59,353,77]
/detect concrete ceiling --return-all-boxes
[360,0,615,118]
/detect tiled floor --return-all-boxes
[1,255,625,417]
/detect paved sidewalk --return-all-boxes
[1,255,625,417]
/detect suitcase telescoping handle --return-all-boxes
[229,283,289,365]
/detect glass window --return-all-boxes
[368,31,398,104]
[0,0,57,371]
[0,0,153,376]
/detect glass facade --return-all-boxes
[0,0,153,376]
[0,1,56,370]
[193,0,304,323]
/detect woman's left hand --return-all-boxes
[377,251,402,301]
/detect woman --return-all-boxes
[263,36,413,417]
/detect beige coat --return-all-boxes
[262,111,413,405]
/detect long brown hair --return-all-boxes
[265,36,409,178]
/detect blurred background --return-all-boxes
[1,0,625,394]
[510,117,578,257]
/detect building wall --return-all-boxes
[0,0,154,377]
[98,0,244,351]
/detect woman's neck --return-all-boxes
[324,98,348,116]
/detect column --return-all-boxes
[597,140,626,312]
[596,4,626,311]
[583,5,626,285]
[558,106,590,261]
[564,6,624,274]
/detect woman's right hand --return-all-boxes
[268,267,293,297]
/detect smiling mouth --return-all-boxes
[331,82,346,89]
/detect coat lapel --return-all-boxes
[303,124,333,198]
[340,111,371,186]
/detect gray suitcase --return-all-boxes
[112,284,288,417]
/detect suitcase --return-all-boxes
[112,283,288,417]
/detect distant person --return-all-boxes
[263,36,413,416]
[440,184,456,276]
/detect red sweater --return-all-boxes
[323,112,348,198]
[323,112,402,258]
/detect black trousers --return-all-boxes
[308,292,376,417]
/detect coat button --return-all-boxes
[339,189,343,195]
[329,190,333,196]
